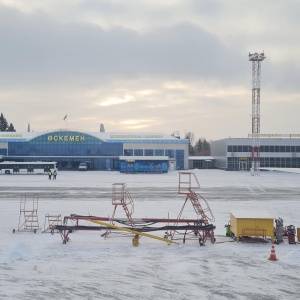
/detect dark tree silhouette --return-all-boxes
[7,123,16,132]
[0,113,8,131]
[194,138,211,155]
[0,113,16,131]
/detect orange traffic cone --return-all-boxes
[268,242,278,261]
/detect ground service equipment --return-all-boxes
[52,172,216,247]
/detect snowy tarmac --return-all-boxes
[1,169,300,299]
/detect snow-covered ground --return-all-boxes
[1,169,300,299]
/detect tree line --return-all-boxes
[0,113,16,131]
[184,131,211,156]
[171,131,211,155]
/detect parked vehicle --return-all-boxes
[79,163,88,171]
[0,161,57,174]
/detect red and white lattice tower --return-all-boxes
[249,52,266,176]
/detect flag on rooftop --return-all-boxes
[63,114,67,121]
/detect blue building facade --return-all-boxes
[0,130,189,171]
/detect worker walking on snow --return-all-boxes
[53,169,57,180]
[48,170,52,180]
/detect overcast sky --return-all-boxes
[0,0,299,141]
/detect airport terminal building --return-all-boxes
[211,135,300,171]
[0,130,189,172]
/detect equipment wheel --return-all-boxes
[132,234,140,247]
[199,238,205,246]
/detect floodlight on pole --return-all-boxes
[249,52,266,176]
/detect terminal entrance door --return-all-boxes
[239,161,247,171]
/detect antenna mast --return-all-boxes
[249,52,266,176]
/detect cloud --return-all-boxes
[0,4,248,87]
[99,95,135,107]
[119,119,157,130]
[0,1,299,141]
[1,2,299,94]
